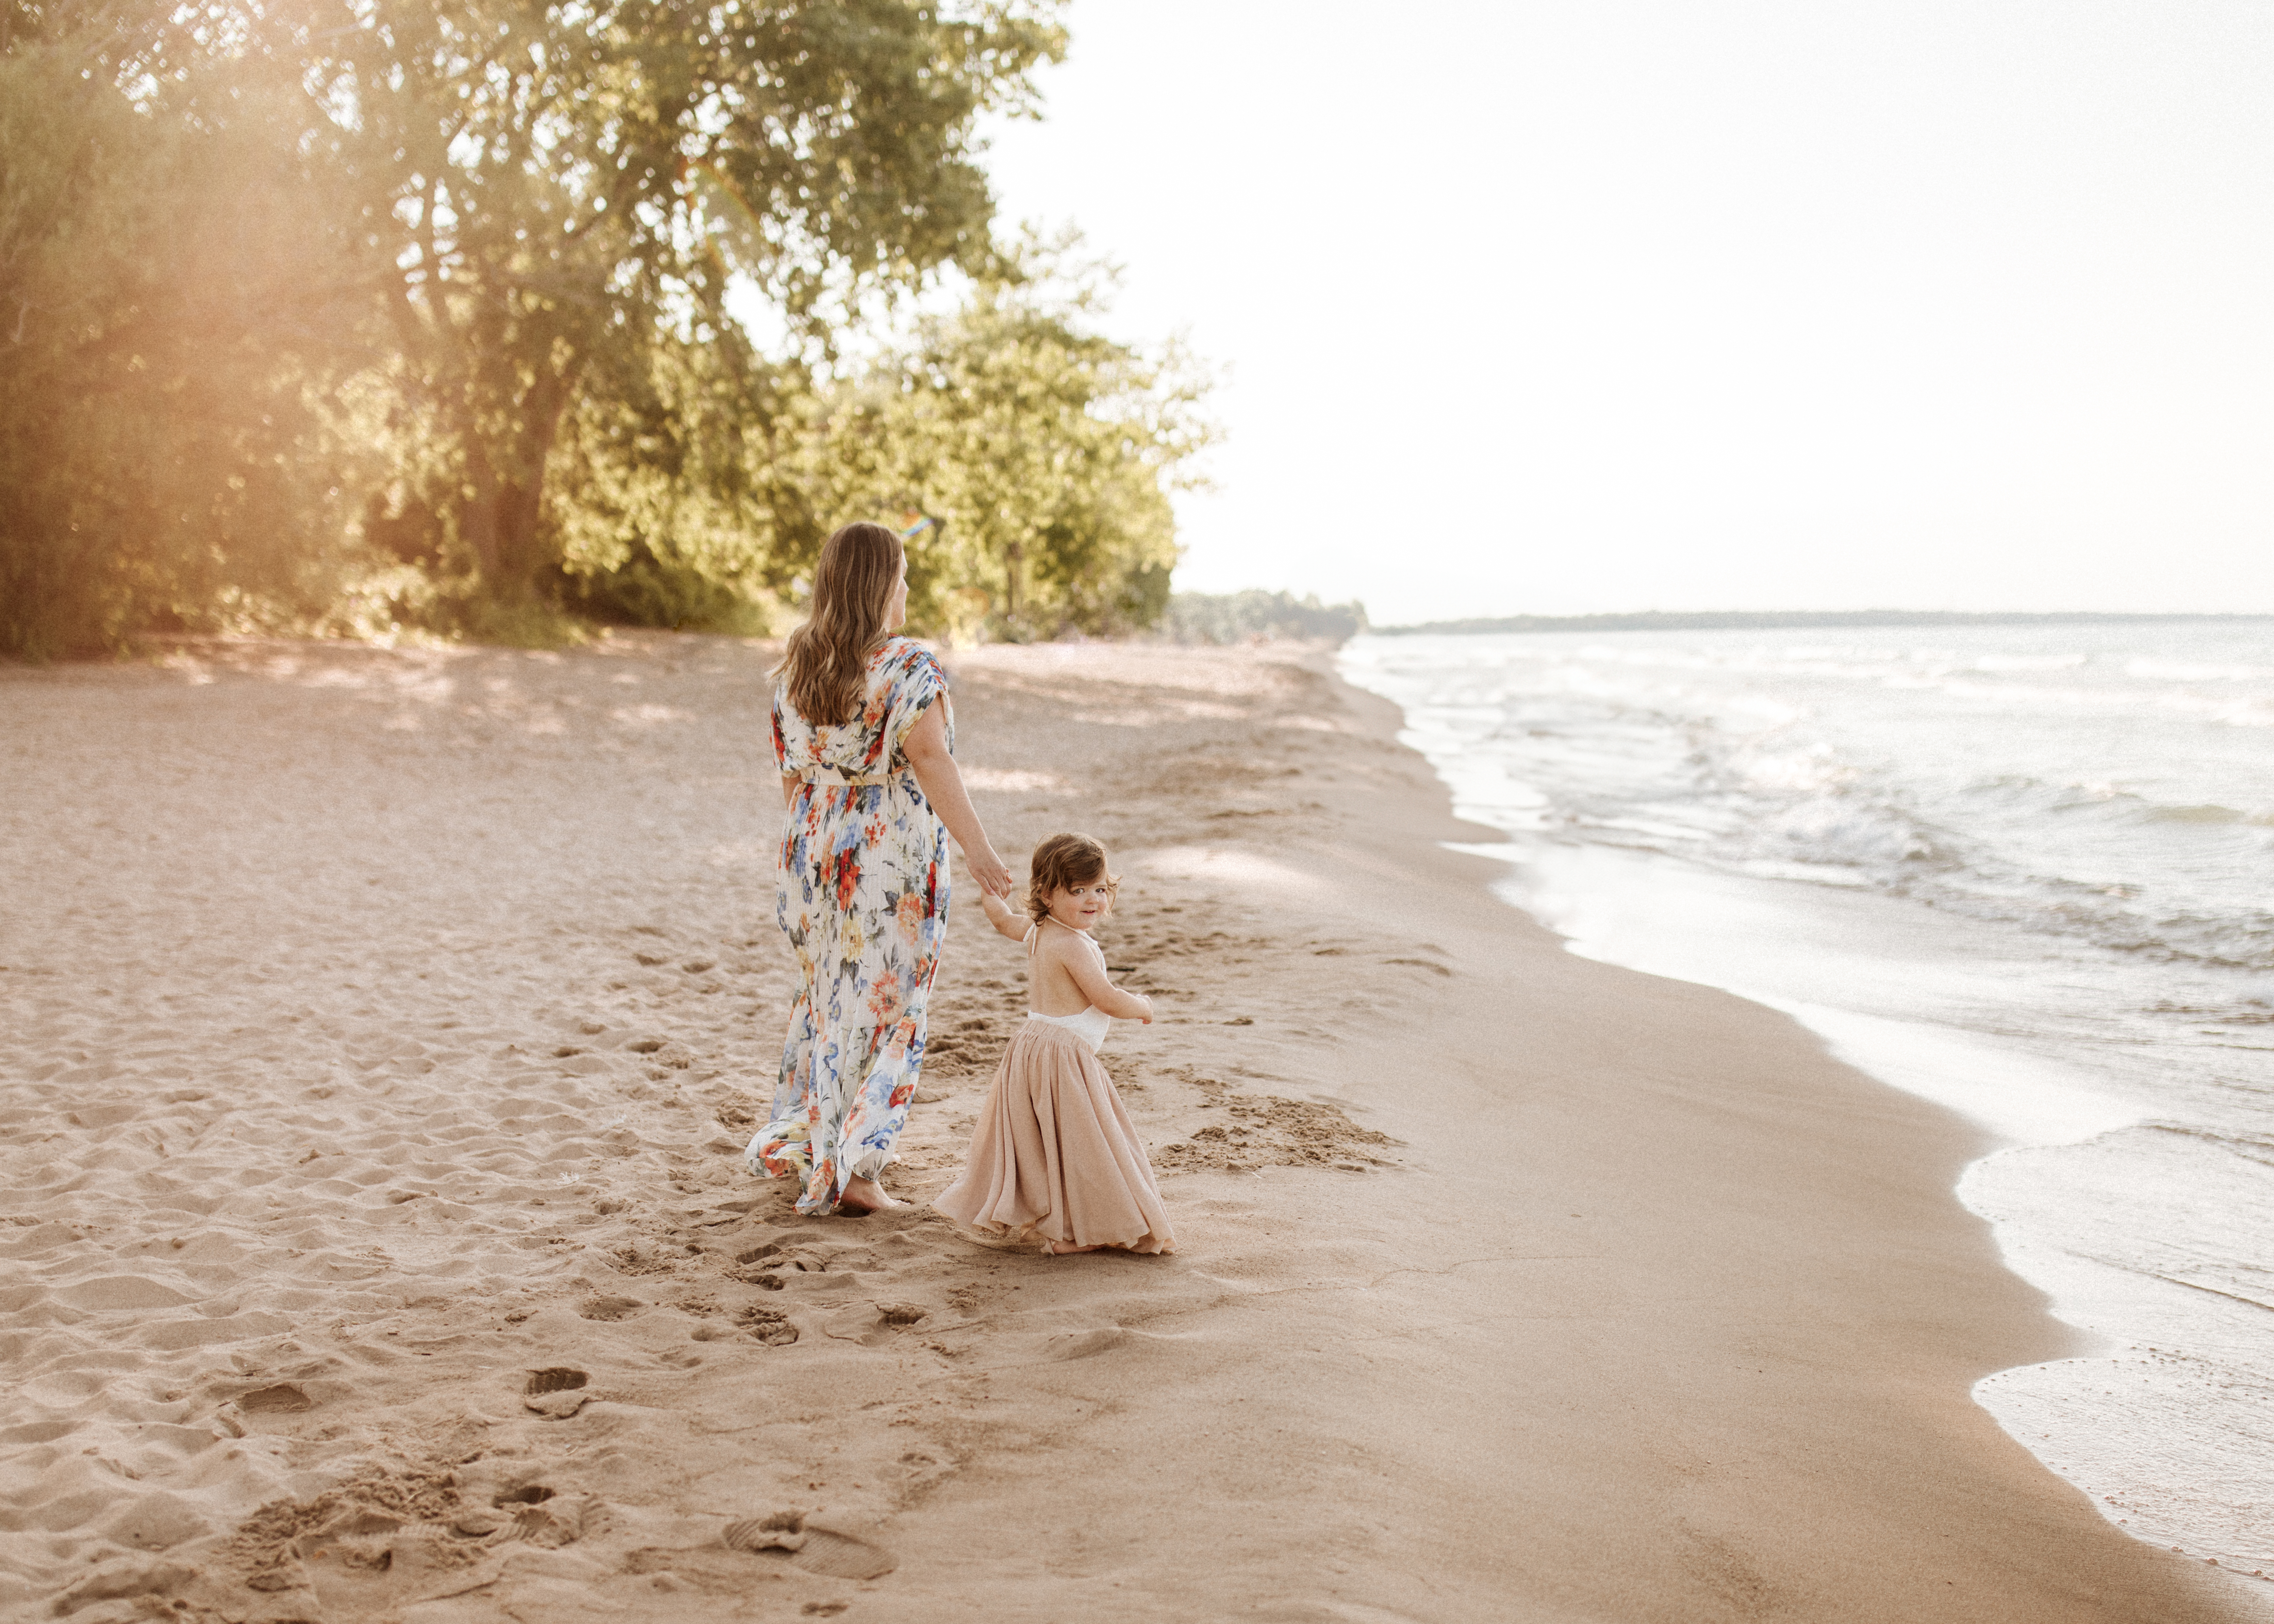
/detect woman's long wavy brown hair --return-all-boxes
[776,522,905,726]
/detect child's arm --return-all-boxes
[978,889,1036,944]
[1059,941,1154,1024]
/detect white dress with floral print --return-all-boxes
[746,637,952,1214]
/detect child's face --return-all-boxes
[1044,877,1111,931]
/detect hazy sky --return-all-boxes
[976,0,2274,626]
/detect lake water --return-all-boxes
[1340,619,2274,1581]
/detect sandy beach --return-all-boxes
[0,635,2258,1623]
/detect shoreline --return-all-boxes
[1371,609,2274,638]
[0,634,2257,1621]
[1338,625,2274,1589]
[1456,834,2274,1585]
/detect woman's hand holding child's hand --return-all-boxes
[966,845,1014,898]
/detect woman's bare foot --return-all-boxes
[836,1174,900,1215]
[1040,1238,1102,1255]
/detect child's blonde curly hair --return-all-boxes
[1025,832,1119,924]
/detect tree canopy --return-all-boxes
[1,0,1211,657]
[807,241,1212,641]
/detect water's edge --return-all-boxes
[1337,653,2274,1594]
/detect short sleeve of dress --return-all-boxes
[770,689,790,774]
[883,645,951,767]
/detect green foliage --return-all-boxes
[3,0,1222,657]
[548,322,817,633]
[1159,590,1369,646]
[292,0,1066,597]
[817,238,1214,642]
[543,237,1213,642]
[0,17,375,658]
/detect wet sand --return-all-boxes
[0,635,2257,1622]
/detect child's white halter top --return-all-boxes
[1024,921,1113,1053]
[1025,1006,1112,1053]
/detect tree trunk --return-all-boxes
[452,339,583,596]
[459,438,504,584]
[492,359,579,590]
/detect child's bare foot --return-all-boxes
[837,1175,900,1214]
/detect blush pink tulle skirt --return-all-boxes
[932,1021,1175,1255]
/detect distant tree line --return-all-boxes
[0,0,1211,659]
[1157,590,1368,646]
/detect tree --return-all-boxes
[819,241,1215,641]
[293,0,1066,600]
[1158,590,1369,646]
[549,317,827,631]
[0,4,376,658]
[544,238,1214,643]
[3,0,1219,657]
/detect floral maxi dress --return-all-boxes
[746,637,952,1213]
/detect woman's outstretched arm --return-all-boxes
[904,702,1013,897]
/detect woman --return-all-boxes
[746,521,1014,1215]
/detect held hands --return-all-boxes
[976,885,1034,943]
[965,844,1014,899]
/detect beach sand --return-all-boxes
[0,635,2258,1623]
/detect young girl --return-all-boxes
[933,834,1177,1255]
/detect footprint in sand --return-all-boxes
[485,1484,591,1546]
[735,1305,800,1346]
[722,1512,896,1581]
[821,1302,928,1346]
[731,1241,828,1288]
[523,1367,590,1418]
